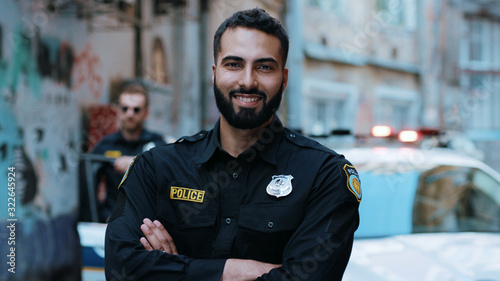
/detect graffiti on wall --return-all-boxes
[72,42,104,100]
[0,20,103,279]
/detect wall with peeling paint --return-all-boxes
[0,1,89,279]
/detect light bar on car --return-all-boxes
[371,125,393,137]
[398,130,420,143]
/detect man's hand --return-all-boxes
[114,156,135,174]
[140,218,178,255]
[221,259,281,281]
[96,177,107,203]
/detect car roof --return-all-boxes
[336,146,500,180]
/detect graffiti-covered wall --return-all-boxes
[0,0,209,278]
[0,1,107,279]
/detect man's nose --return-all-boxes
[238,67,258,89]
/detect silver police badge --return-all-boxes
[266,175,293,198]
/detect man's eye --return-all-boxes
[259,65,273,70]
[226,62,241,68]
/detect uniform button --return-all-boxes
[289,133,296,138]
[225,218,232,225]
[232,172,238,179]
[178,138,184,142]
[199,133,204,137]
[267,222,274,228]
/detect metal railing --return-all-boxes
[80,153,115,222]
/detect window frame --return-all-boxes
[376,0,417,30]
[302,78,359,136]
[373,86,419,131]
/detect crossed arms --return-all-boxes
[140,218,280,281]
[104,152,359,281]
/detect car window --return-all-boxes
[472,169,500,206]
[413,166,500,233]
[355,170,420,238]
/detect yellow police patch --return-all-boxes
[343,164,362,202]
[170,186,205,203]
[118,156,137,189]
[105,150,122,158]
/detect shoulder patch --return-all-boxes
[343,164,362,202]
[118,155,137,189]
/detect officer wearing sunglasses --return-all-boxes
[92,83,166,222]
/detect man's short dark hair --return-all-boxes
[118,83,149,107]
[213,8,289,67]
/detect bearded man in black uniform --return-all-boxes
[105,8,361,281]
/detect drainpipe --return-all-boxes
[418,0,428,128]
[284,0,304,131]
[134,0,142,77]
[199,0,209,129]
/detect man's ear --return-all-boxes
[212,64,216,84]
[282,67,289,93]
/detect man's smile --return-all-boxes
[232,94,264,107]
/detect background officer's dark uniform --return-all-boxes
[92,130,165,222]
[105,116,361,280]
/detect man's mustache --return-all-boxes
[229,88,266,99]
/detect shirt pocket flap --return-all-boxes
[239,203,305,233]
[157,196,217,229]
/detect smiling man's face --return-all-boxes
[212,27,288,130]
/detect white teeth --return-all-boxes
[236,96,260,102]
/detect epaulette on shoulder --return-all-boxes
[283,128,335,154]
[175,130,208,144]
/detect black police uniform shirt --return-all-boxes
[105,116,361,281]
[92,129,165,222]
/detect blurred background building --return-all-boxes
[0,0,499,279]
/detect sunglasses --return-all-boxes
[121,106,142,114]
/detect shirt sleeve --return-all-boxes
[104,152,226,281]
[256,157,361,281]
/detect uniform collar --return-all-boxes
[195,119,221,164]
[196,116,284,166]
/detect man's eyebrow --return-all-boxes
[255,57,278,65]
[221,56,244,63]
[220,56,279,65]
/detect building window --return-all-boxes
[460,17,500,130]
[376,0,416,30]
[461,17,500,70]
[307,0,348,15]
[303,79,358,136]
[461,73,500,129]
[151,38,169,84]
[373,87,419,131]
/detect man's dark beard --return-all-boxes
[213,76,283,130]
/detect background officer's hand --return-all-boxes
[140,218,178,255]
[114,156,135,174]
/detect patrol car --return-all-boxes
[338,144,500,280]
